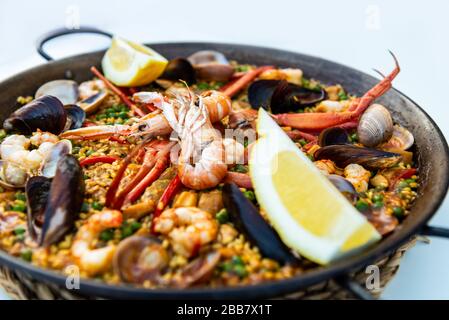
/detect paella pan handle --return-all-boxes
[421,225,449,238]
[36,26,113,61]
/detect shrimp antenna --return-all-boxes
[388,50,400,70]
[372,68,386,78]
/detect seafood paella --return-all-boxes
[0,38,418,288]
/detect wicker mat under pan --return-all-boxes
[0,237,418,300]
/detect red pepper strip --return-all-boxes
[82,120,97,127]
[220,66,274,98]
[224,172,253,189]
[90,66,146,117]
[151,175,182,233]
[389,168,417,191]
[79,155,119,167]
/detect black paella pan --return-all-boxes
[0,27,448,299]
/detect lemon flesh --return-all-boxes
[249,109,380,265]
[101,37,168,87]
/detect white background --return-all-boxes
[0,0,448,299]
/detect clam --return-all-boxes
[40,154,84,246]
[314,145,401,169]
[187,50,234,82]
[78,90,108,114]
[35,80,79,105]
[160,58,196,84]
[40,140,72,178]
[248,80,326,114]
[380,125,414,151]
[25,176,51,240]
[357,104,393,147]
[222,183,297,264]
[318,127,350,147]
[113,235,169,284]
[174,250,221,288]
[327,174,357,202]
[64,105,86,131]
[3,95,67,135]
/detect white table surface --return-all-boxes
[0,0,448,300]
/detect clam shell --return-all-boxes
[381,125,414,151]
[357,104,393,147]
[35,80,79,105]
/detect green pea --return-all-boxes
[96,114,107,120]
[15,192,26,202]
[338,90,349,101]
[99,229,114,242]
[298,139,307,146]
[232,164,248,173]
[197,82,211,90]
[14,227,26,235]
[221,262,233,272]
[130,221,142,232]
[216,209,229,224]
[350,133,358,142]
[243,190,256,202]
[372,194,383,202]
[355,199,369,212]
[231,255,244,266]
[373,201,384,209]
[20,249,32,262]
[405,178,415,184]
[72,146,81,154]
[118,111,129,119]
[233,264,248,278]
[397,181,409,189]
[91,202,103,211]
[392,206,404,218]
[0,129,7,140]
[11,202,26,213]
[86,149,94,156]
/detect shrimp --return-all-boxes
[344,163,371,192]
[314,159,337,175]
[60,90,231,141]
[71,209,123,276]
[153,207,218,258]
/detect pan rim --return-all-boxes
[0,42,448,299]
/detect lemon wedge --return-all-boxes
[249,109,381,265]
[101,37,168,87]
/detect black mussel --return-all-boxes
[318,127,350,147]
[174,250,221,288]
[64,104,86,131]
[160,58,196,84]
[35,80,79,105]
[327,174,357,202]
[40,140,72,178]
[40,154,84,247]
[271,81,326,114]
[187,50,234,82]
[113,235,169,284]
[3,95,67,135]
[314,145,401,169]
[248,80,280,111]
[222,183,297,264]
[25,176,51,241]
[248,80,326,114]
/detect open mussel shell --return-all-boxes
[40,140,72,178]
[40,154,84,247]
[248,80,326,114]
[318,127,350,147]
[357,104,393,147]
[187,50,234,82]
[160,58,196,84]
[327,175,357,202]
[314,145,401,169]
[25,176,51,241]
[64,105,86,131]
[3,95,67,135]
[222,183,298,264]
[113,235,169,284]
[248,80,280,111]
[35,80,79,105]
[78,89,108,114]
